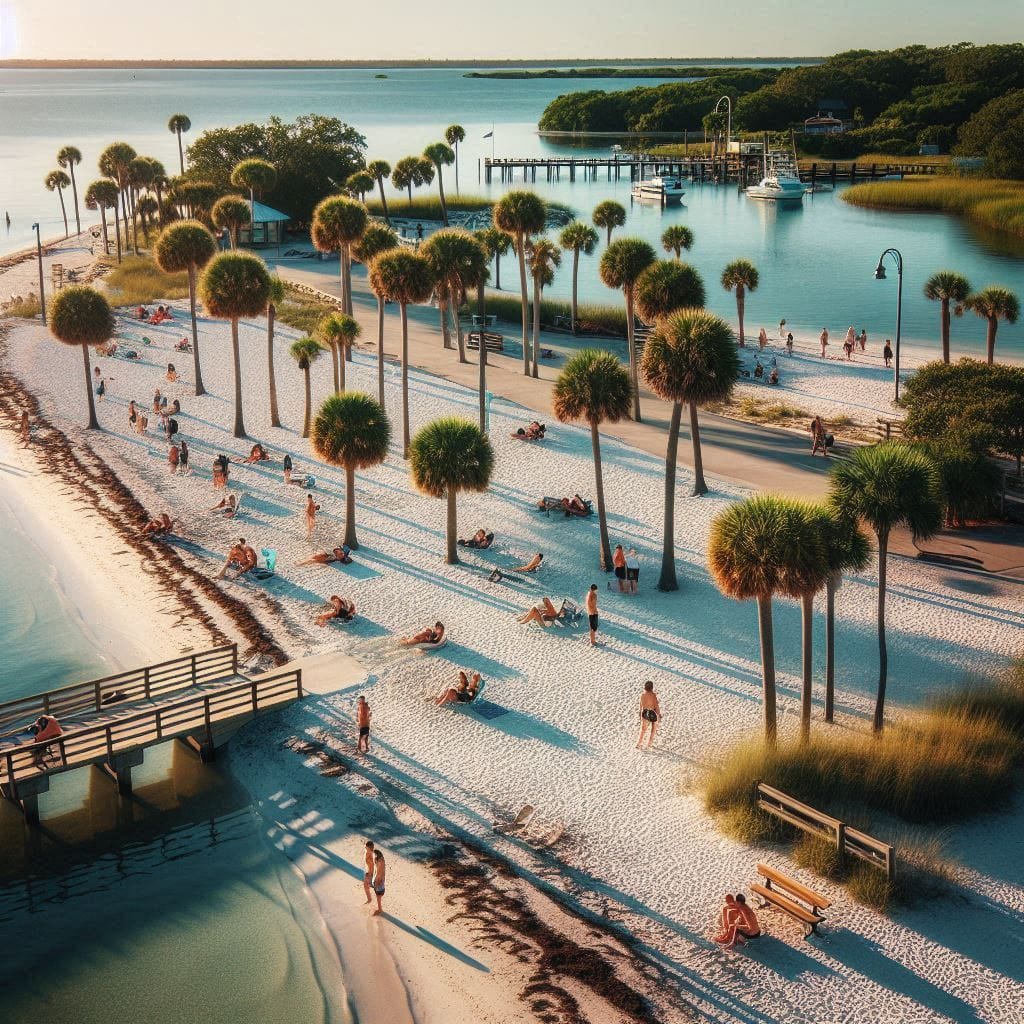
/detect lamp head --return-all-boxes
[32,222,39,231]
[873,263,887,280]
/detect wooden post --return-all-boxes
[836,821,847,866]
[22,794,39,827]
[231,644,238,675]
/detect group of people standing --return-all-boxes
[612,544,641,594]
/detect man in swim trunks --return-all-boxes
[585,584,599,646]
[362,840,375,904]
[714,894,761,947]
[637,680,662,749]
[356,696,371,753]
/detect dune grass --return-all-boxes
[469,290,627,338]
[366,196,574,226]
[843,177,1024,239]
[103,256,190,307]
[3,294,42,318]
[275,288,339,335]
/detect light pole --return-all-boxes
[32,222,46,323]
[873,247,903,402]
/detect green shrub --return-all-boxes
[847,862,896,910]
[716,804,792,844]
[103,256,190,307]
[367,196,573,227]
[469,290,627,338]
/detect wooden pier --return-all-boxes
[0,645,302,826]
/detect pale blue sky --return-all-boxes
[2,0,1023,60]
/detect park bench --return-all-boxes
[751,862,830,937]
[467,331,504,353]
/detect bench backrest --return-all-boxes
[757,862,831,910]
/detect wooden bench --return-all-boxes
[467,331,504,353]
[751,862,830,937]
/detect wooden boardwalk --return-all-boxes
[0,645,302,825]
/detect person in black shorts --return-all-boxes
[356,695,371,753]
[585,584,599,646]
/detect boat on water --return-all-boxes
[746,150,806,202]
[631,175,686,203]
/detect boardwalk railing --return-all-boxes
[1,667,302,800]
[0,645,239,735]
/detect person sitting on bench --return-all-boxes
[562,494,590,517]
[297,546,353,567]
[713,893,761,947]
[30,714,63,765]
[398,621,445,646]
[141,512,177,537]
[518,597,566,627]
[489,552,543,582]
[315,595,356,627]
[458,528,494,549]
[513,421,545,440]
[435,671,482,706]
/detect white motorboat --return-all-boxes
[631,175,686,202]
[746,150,805,202]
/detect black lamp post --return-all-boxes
[873,247,903,402]
[32,222,46,323]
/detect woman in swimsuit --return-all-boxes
[304,493,319,540]
[399,622,444,646]
[371,850,386,915]
[436,671,481,706]
[296,546,352,567]
[315,596,355,627]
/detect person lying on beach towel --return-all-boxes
[488,551,543,582]
[435,671,482,706]
[315,595,356,627]
[136,305,150,321]
[458,529,494,549]
[209,494,243,519]
[398,621,445,646]
[512,421,545,440]
[141,513,177,537]
[518,597,567,627]
[297,546,353,567]
[216,537,258,580]
[242,443,270,465]
[561,494,591,517]
[174,337,192,353]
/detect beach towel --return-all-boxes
[252,548,277,580]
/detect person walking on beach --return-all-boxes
[168,443,180,475]
[819,327,829,357]
[843,328,855,360]
[858,328,867,352]
[786,332,794,357]
[883,339,893,368]
[612,544,626,592]
[283,453,293,486]
[626,548,640,594]
[371,849,386,915]
[758,327,768,351]
[585,584,600,646]
[19,410,30,448]
[356,695,372,753]
[778,318,786,339]
[810,415,829,457]
[362,840,375,904]
[304,493,319,540]
[637,680,662,749]
[179,439,190,476]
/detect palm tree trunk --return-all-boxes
[339,344,347,392]
[376,176,389,224]
[590,421,612,572]
[268,302,281,427]
[301,367,312,438]
[57,188,68,237]
[824,576,837,723]
[873,532,889,733]
[517,235,530,375]
[494,250,501,290]
[401,303,411,458]
[177,129,185,175]
[986,318,997,365]
[230,319,247,438]
[800,592,813,743]
[658,400,682,591]
[454,143,459,194]
[756,595,778,745]
[69,165,81,236]
[446,490,459,564]
[454,287,467,363]
[626,290,641,422]
[689,400,707,496]
[328,341,339,393]
[437,169,447,226]
[606,225,612,246]
[344,464,359,549]
[940,298,950,363]
[112,203,122,263]
[188,266,205,397]
[120,187,133,256]
[439,294,452,349]
[477,281,487,432]
[98,207,109,256]
[82,344,99,430]
[571,248,580,334]
[531,277,541,378]
[342,244,353,317]
[376,296,386,407]
[736,286,745,347]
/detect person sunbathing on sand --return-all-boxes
[561,494,589,516]
[297,546,353,567]
[242,443,270,464]
[713,894,760,947]
[513,421,545,440]
[518,597,564,627]
[209,494,243,518]
[489,551,543,583]
[316,595,355,627]
[216,537,257,579]
[459,528,493,549]
[398,622,445,646]
[141,513,176,537]
[436,671,481,706]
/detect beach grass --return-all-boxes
[843,177,1024,239]
[275,287,339,335]
[4,294,42,318]
[103,255,190,307]
[367,196,575,226]
[470,290,627,337]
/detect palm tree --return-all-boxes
[642,309,738,589]
[56,146,83,235]
[552,349,632,571]
[423,229,488,363]
[792,503,832,743]
[44,170,71,237]
[212,195,252,251]
[721,259,759,348]
[559,221,599,335]
[266,276,286,428]
[592,200,626,246]
[391,157,422,204]
[99,142,137,256]
[828,444,942,732]
[923,271,970,364]
[599,237,655,421]
[198,252,272,438]
[145,158,169,225]
[417,157,436,197]
[368,249,435,456]
[367,159,392,222]
[84,179,119,259]
[493,191,547,376]
[346,170,375,201]
[290,338,325,439]
[48,286,114,431]
[635,261,706,324]
[231,158,277,224]
[409,417,494,564]
[353,223,400,406]
[311,195,368,317]
[312,392,392,549]
[168,114,191,175]
[708,495,825,744]
[423,142,455,225]
[137,195,159,244]
[475,226,513,290]
[527,238,561,377]
[317,312,360,392]
[445,125,466,194]
[153,221,218,396]
[661,225,694,260]
[966,286,1020,365]
[127,156,155,251]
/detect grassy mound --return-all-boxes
[470,291,627,338]
[366,196,574,227]
[103,256,190,307]
[275,288,340,335]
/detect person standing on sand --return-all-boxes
[778,319,786,339]
[859,328,867,352]
[637,680,662,749]
[883,339,893,368]
[179,439,190,476]
[612,544,626,592]
[168,443,179,475]
[810,415,828,457]
[585,584,600,646]
[305,493,319,540]
[786,332,794,357]
[19,410,30,448]
[356,695,372,753]
[758,327,768,351]
[819,328,829,357]
[283,453,293,486]
[362,841,375,904]
[371,850,386,915]
[626,548,640,594]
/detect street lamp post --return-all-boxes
[32,222,46,323]
[873,247,903,402]
[714,95,732,148]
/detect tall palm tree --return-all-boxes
[493,191,547,376]
[48,286,114,431]
[391,156,422,204]
[559,221,599,335]
[168,114,191,175]
[417,157,435,197]
[198,252,272,438]
[552,349,632,571]
[966,286,1020,365]
[599,237,655,421]
[635,261,706,325]
[423,229,488,364]
[266,276,286,428]
[367,159,392,222]
[421,229,464,353]
[661,224,694,260]
[312,392,392,549]
[153,221,218,396]
[291,338,325,438]
[84,179,119,259]
[642,309,737,590]
[923,271,970,364]
[137,195,159,244]
[409,417,495,564]
[99,142,137,256]
[212,195,252,250]
[721,259,759,348]
[144,158,169,225]
[231,158,277,224]
[56,146,83,236]
[353,223,399,406]
[792,503,832,743]
[445,125,466,194]
[527,238,561,377]
[475,226,512,290]
[708,495,824,744]
[127,156,155,251]
[423,142,455,225]
[828,444,942,732]
[346,170,375,201]
[318,312,361,392]
[44,170,71,237]
[592,200,626,246]
[311,195,368,316]
[368,249,435,456]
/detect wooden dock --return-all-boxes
[0,645,302,825]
